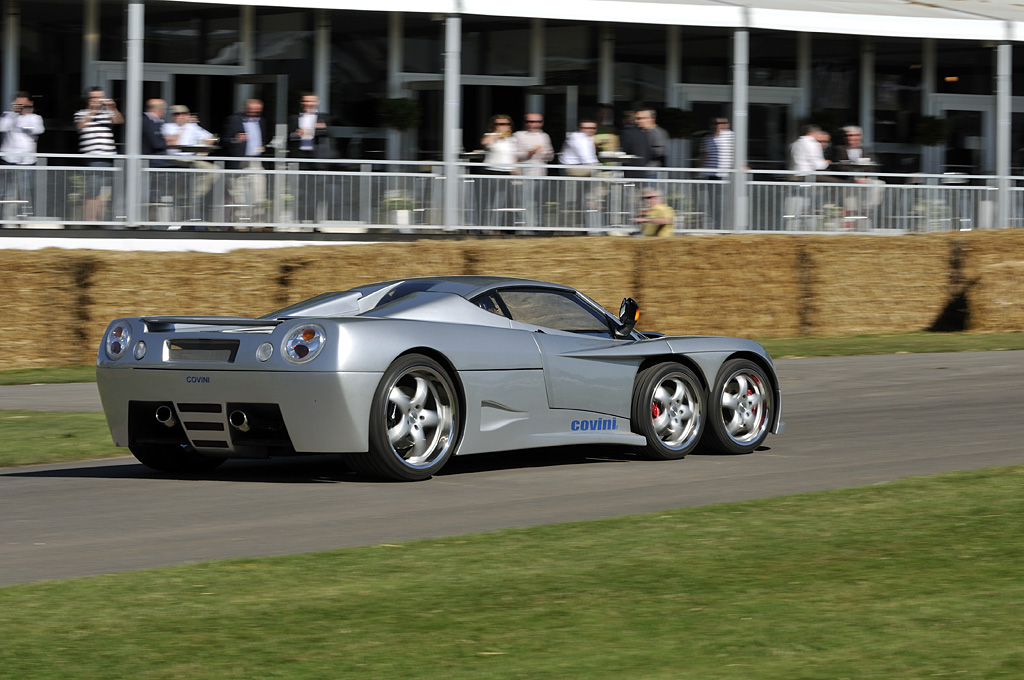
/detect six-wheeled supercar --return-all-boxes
[97,276,783,481]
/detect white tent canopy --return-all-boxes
[164,0,1024,40]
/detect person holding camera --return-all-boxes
[74,87,123,222]
[0,91,45,218]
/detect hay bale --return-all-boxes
[0,249,88,369]
[967,261,1024,332]
[801,234,950,335]
[638,235,803,338]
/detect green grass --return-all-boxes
[759,331,1024,359]
[1,464,1022,679]
[2,333,1023,386]
[0,365,96,385]
[0,411,120,468]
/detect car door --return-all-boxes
[487,288,637,418]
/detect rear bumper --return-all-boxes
[97,368,382,455]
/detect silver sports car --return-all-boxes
[97,276,784,481]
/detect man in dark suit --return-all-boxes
[287,93,334,222]
[141,99,176,220]
[618,110,650,179]
[141,99,174,167]
[222,98,272,223]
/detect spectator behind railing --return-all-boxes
[74,87,123,222]
[787,124,830,181]
[222,99,272,223]
[0,91,45,218]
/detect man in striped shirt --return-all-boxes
[701,117,734,180]
[74,87,123,222]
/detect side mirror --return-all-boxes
[614,297,639,339]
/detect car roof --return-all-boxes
[349,276,576,300]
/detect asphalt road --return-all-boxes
[2,351,1023,587]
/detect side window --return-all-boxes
[495,289,612,335]
[474,293,506,317]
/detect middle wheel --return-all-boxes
[631,363,705,460]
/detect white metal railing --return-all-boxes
[0,154,1020,234]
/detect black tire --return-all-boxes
[348,354,460,482]
[702,358,773,454]
[630,362,705,460]
[129,443,226,473]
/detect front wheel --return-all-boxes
[631,362,705,460]
[703,358,773,454]
[129,443,226,474]
[348,354,460,481]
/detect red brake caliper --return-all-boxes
[651,401,661,419]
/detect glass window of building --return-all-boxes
[22,0,85,154]
[679,28,730,85]
[403,13,444,74]
[462,17,531,77]
[749,30,797,88]
[144,2,240,65]
[810,35,860,133]
[874,39,923,171]
[936,40,991,95]
[614,24,667,109]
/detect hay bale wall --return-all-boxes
[2,231,1022,371]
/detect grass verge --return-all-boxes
[0,411,120,468]
[759,330,1024,359]
[2,464,1022,679]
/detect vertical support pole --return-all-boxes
[82,0,99,92]
[732,23,749,231]
[2,0,19,107]
[599,25,614,105]
[387,12,403,160]
[860,37,875,150]
[315,9,330,108]
[996,36,1011,229]
[442,14,462,230]
[922,38,938,173]
[666,25,684,166]
[797,32,811,124]
[125,0,144,228]
[237,6,254,107]
[526,17,543,114]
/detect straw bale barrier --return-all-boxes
[2,231,1023,371]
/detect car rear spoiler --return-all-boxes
[141,317,285,332]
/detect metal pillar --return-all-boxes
[82,0,99,92]
[526,18,543,114]
[237,6,254,107]
[860,38,875,150]
[996,37,1011,229]
[732,24,749,231]
[2,0,18,106]
[922,38,938,173]
[387,12,403,160]
[797,32,811,123]
[442,14,462,230]
[599,25,614,105]
[125,1,144,227]
[315,9,330,108]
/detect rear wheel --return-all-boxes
[631,362,705,460]
[129,443,225,473]
[703,358,773,454]
[348,354,460,481]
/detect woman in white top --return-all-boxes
[481,114,519,175]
